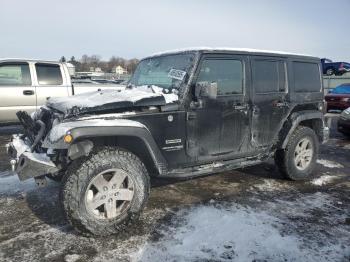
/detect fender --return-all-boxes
[42,119,167,174]
[281,110,326,148]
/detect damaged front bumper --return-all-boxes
[7,135,58,181]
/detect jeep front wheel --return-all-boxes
[275,126,319,180]
[61,147,150,236]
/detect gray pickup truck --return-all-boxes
[0,59,124,124]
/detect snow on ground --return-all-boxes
[250,179,290,192]
[134,193,349,262]
[317,159,344,169]
[311,174,336,186]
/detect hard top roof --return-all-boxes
[144,47,319,60]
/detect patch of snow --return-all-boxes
[147,47,315,59]
[252,179,290,192]
[317,159,344,168]
[48,88,161,110]
[135,202,347,262]
[136,85,179,104]
[47,85,179,115]
[311,175,336,186]
[64,254,81,262]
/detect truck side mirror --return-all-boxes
[195,81,218,100]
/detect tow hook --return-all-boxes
[10,159,17,172]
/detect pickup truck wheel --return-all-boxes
[275,126,318,181]
[61,147,150,236]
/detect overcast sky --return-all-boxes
[1,0,349,61]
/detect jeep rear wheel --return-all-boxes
[275,126,319,180]
[61,147,150,236]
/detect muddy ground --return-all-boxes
[0,115,349,262]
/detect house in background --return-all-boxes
[113,65,128,75]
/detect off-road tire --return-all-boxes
[275,126,319,181]
[61,147,150,236]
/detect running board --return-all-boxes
[161,157,264,179]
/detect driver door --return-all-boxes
[186,54,251,163]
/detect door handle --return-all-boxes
[272,100,288,107]
[23,90,35,96]
[233,104,247,110]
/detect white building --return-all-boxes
[114,65,127,75]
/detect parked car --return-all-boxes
[7,48,329,236]
[321,58,350,76]
[338,107,350,137]
[325,83,350,111]
[0,59,125,124]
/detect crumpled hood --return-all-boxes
[46,86,178,116]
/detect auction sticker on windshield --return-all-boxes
[168,69,187,81]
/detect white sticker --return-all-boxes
[168,69,187,81]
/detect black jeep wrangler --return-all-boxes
[8,48,329,236]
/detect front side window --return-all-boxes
[0,63,31,86]
[196,59,243,95]
[36,64,63,85]
[253,60,286,93]
[129,53,195,91]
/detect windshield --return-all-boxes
[129,53,195,90]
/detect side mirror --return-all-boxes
[195,81,218,99]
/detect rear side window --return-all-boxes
[36,64,63,85]
[0,63,31,86]
[252,60,286,93]
[293,62,321,92]
[196,59,243,95]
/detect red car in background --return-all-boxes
[325,83,350,112]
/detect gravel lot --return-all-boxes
[0,115,349,262]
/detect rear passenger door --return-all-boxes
[34,63,70,108]
[250,57,289,149]
[0,62,36,123]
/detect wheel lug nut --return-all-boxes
[103,186,108,191]
[101,195,106,200]
[112,184,116,189]
[115,192,119,196]
[108,198,113,203]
